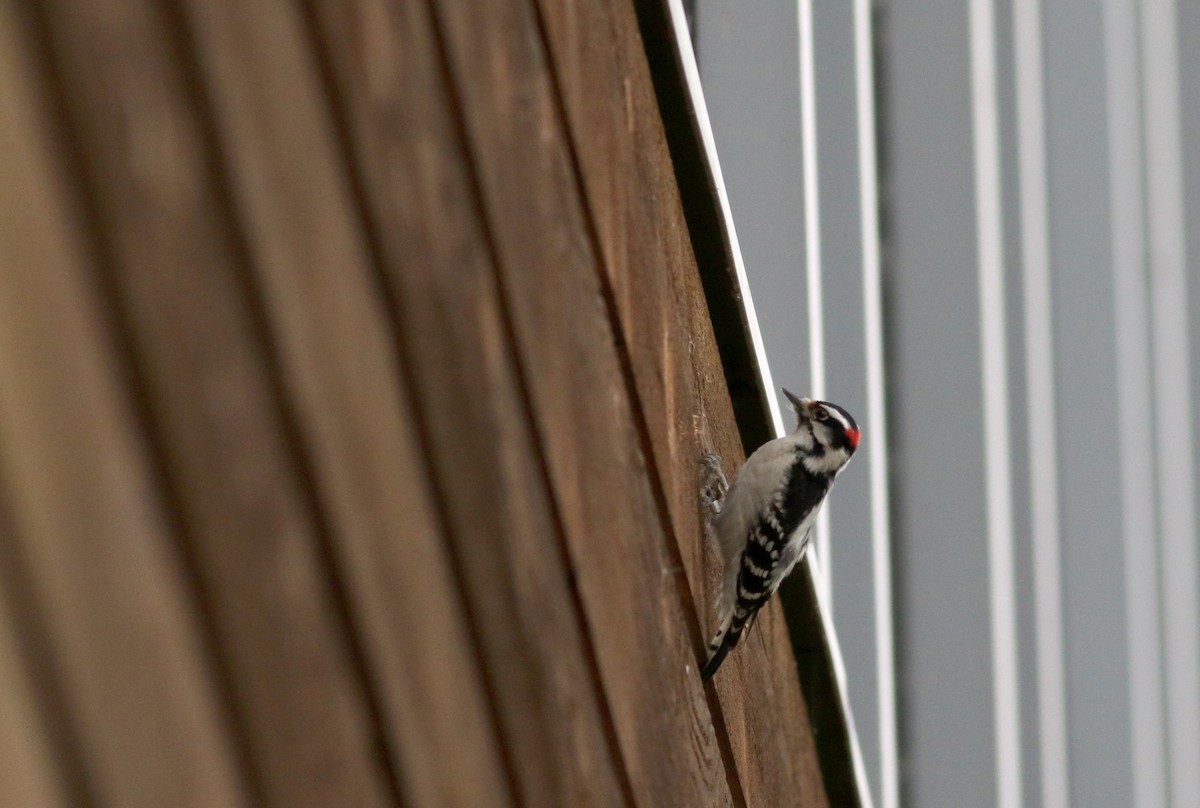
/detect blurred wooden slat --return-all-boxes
[533,1,831,804]
[0,486,71,808]
[167,0,531,805]
[27,2,400,805]
[428,0,740,805]
[301,1,634,805]
[0,9,249,806]
[0,573,67,808]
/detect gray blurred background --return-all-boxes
[689,1,1200,806]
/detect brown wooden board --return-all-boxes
[25,1,413,804]
[168,1,539,805]
[0,11,249,805]
[532,1,831,804]
[428,0,742,804]
[0,569,69,808]
[300,1,634,805]
[628,0,780,456]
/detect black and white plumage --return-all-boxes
[701,390,860,681]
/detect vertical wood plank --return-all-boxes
[300,1,635,805]
[0,586,67,808]
[26,2,400,804]
[0,9,250,806]
[0,493,71,808]
[165,0,557,804]
[531,0,831,804]
[428,0,743,804]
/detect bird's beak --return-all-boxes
[782,388,813,417]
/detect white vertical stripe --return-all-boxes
[798,0,830,605]
[968,1,1023,806]
[664,0,787,439]
[1140,0,1200,803]
[853,0,898,805]
[1104,0,1167,805]
[1012,1,1071,805]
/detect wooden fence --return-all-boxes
[0,1,839,805]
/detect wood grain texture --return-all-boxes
[26,1,398,804]
[301,1,634,805]
[0,573,68,808]
[0,10,248,805]
[533,1,830,804]
[428,0,746,805]
[169,1,524,805]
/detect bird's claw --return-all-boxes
[699,451,728,515]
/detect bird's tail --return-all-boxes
[700,625,741,681]
[700,609,755,681]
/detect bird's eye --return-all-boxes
[813,408,829,422]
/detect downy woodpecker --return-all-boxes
[701,390,859,681]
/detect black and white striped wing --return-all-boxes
[701,457,829,680]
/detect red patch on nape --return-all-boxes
[846,428,861,449]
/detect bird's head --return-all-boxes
[783,389,860,472]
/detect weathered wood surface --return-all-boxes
[533,2,830,804]
[0,0,840,805]
[0,9,249,806]
[303,2,632,805]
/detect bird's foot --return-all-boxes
[699,451,728,515]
